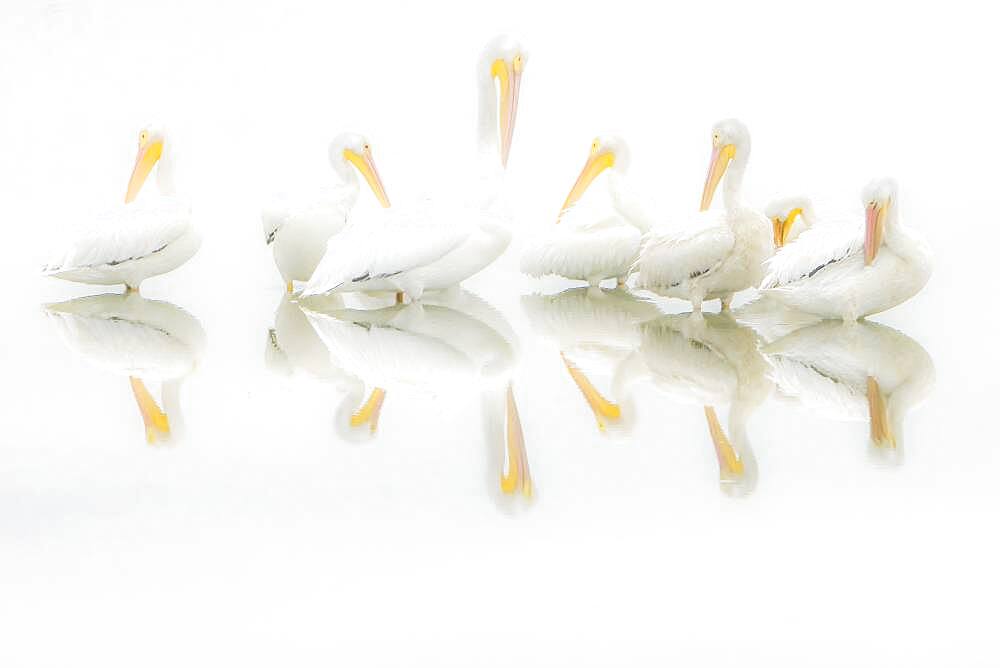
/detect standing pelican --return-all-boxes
[262,133,391,293]
[634,119,771,312]
[760,179,932,320]
[520,136,654,286]
[43,125,200,292]
[521,287,660,434]
[44,293,205,444]
[614,312,769,496]
[301,36,527,302]
[764,320,934,462]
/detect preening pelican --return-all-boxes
[760,178,932,320]
[262,133,391,293]
[764,196,816,248]
[44,293,205,444]
[521,287,660,434]
[634,119,771,311]
[43,125,200,292]
[300,36,527,302]
[764,319,934,462]
[521,136,653,286]
[614,312,769,496]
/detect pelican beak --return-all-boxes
[772,207,803,248]
[558,145,615,221]
[124,138,163,203]
[492,55,523,168]
[700,142,735,211]
[864,200,887,265]
[344,145,391,208]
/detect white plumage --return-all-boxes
[521,136,653,285]
[634,119,771,311]
[43,124,199,291]
[262,133,391,291]
[760,179,932,320]
[300,36,527,301]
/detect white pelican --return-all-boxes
[764,196,817,249]
[262,133,391,293]
[43,125,200,292]
[44,292,205,444]
[521,287,661,434]
[764,319,934,462]
[301,292,533,503]
[300,36,527,302]
[614,312,770,496]
[520,136,654,286]
[634,119,771,311]
[760,179,932,320]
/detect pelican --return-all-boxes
[300,36,527,302]
[634,119,771,311]
[262,133,391,293]
[44,292,205,444]
[521,287,660,434]
[43,124,200,292]
[301,291,533,504]
[760,179,932,320]
[764,197,817,248]
[520,136,654,286]
[764,319,934,462]
[614,312,770,496]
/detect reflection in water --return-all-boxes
[264,293,379,441]
[615,312,768,496]
[300,289,533,506]
[44,292,206,445]
[762,319,935,463]
[521,287,660,435]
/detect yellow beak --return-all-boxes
[772,207,803,247]
[864,201,887,265]
[700,143,735,211]
[558,149,615,221]
[344,146,391,208]
[124,138,163,203]
[492,57,522,168]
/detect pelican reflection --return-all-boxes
[521,287,660,435]
[615,311,769,496]
[300,290,533,505]
[763,319,934,463]
[45,292,205,445]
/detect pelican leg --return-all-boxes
[704,406,744,482]
[866,377,896,449]
[616,276,626,288]
[720,294,733,311]
[350,387,387,434]
[691,294,703,312]
[125,284,139,295]
[561,353,621,431]
[129,377,170,444]
[286,280,294,294]
[395,292,405,305]
[500,383,533,498]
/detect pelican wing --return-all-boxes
[301,205,469,296]
[44,198,192,273]
[635,210,733,289]
[760,222,863,289]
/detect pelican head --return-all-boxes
[329,133,391,208]
[862,178,897,265]
[125,123,168,203]
[558,135,630,220]
[700,118,751,211]
[764,197,815,248]
[479,35,528,167]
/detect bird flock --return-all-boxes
[41,35,934,501]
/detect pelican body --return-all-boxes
[301,36,527,302]
[262,133,391,292]
[760,179,931,320]
[635,119,771,311]
[521,136,652,286]
[44,125,199,291]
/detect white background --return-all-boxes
[2,0,999,666]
